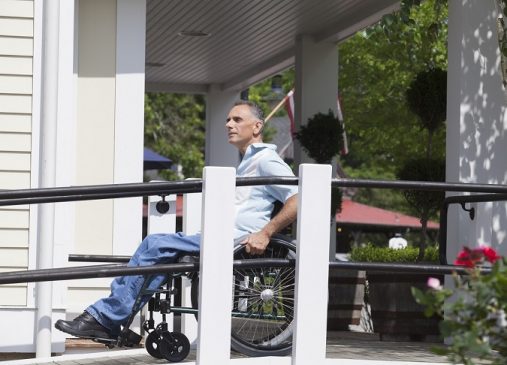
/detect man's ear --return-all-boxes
[255,120,264,135]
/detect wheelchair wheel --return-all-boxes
[159,331,190,362]
[191,234,296,357]
[145,331,164,359]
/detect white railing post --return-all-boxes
[292,164,332,365]
[196,167,235,365]
[182,180,202,345]
[147,187,177,332]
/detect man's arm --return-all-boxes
[241,194,298,255]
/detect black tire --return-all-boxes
[145,331,164,359]
[191,234,296,357]
[158,331,190,362]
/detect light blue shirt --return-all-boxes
[234,143,298,239]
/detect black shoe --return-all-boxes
[55,312,112,339]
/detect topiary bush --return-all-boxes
[295,109,344,164]
[296,109,345,214]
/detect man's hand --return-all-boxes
[241,231,271,255]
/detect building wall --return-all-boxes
[66,0,118,316]
[447,0,507,260]
[0,0,35,307]
[0,1,144,352]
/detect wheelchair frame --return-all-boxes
[72,234,296,362]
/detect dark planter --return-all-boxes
[327,268,365,330]
[367,273,442,341]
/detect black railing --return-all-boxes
[1,177,507,207]
[0,258,489,285]
[438,193,507,264]
[0,177,504,285]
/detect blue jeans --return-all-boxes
[86,232,201,335]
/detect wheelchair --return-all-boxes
[86,234,296,362]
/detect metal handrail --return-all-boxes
[0,176,503,285]
[69,254,131,263]
[1,177,507,207]
[438,193,507,264]
[0,259,296,285]
[0,259,488,285]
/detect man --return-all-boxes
[55,100,298,340]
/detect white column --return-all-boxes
[205,86,239,167]
[294,35,338,165]
[50,0,77,353]
[446,0,507,260]
[36,0,60,358]
[292,164,332,365]
[196,167,235,365]
[294,35,338,260]
[112,0,146,255]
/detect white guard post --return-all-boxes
[196,167,236,365]
[292,164,332,365]
[181,179,202,345]
[147,187,177,331]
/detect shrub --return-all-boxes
[350,244,439,263]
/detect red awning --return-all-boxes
[336,199,439,229]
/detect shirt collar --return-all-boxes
[243,143,277,159]
[245,142,276,156]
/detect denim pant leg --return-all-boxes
[86,232,201,334]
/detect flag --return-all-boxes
[283,89,349,155]
[336,94,349,155]
[284,89,296,136]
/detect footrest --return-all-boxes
[121,329,143,347]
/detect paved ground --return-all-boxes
[0,332,450,365]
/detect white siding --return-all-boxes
[0,114,31,132]
[0,37,33,56]
[0,17,34,37]
[0,1,33,18]
[0,0,34,307]
[0,55,32,74]
[0,133,31,152]
[0,229,29,247]
[0,75,33,94]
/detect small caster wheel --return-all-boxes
[159,331,190,362]
[145,331,164,359]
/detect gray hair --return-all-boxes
[234,100,264,122]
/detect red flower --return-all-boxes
[481,246,501,264]
[454,246,502,267]
[454,247,476,268]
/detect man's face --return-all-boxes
[225,105,263,153]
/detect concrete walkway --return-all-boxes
[0,332,450,365]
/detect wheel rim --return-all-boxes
[230,242,295,351]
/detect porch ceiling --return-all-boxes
[145,0,399,93]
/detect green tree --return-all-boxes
[339,0,447,171]
[338,0,448,216]
[144,93,205,180]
